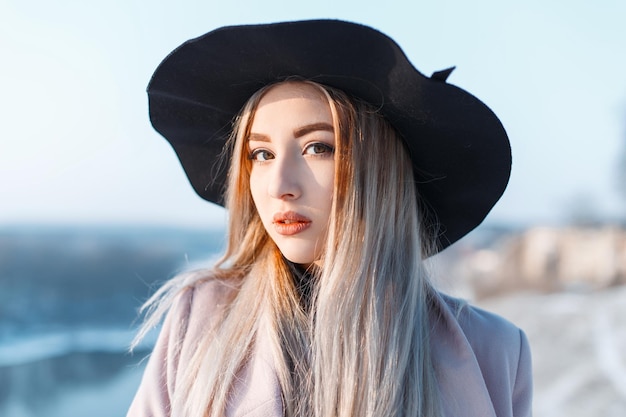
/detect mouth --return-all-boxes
[272,211,312,236]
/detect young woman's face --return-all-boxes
[248,82,335,267]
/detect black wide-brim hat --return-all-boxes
[148,19,511,252]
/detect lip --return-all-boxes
[272,211,312,236]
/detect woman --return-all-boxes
[128,20,532,417]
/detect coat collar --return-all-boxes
[430,292,498,417]
[226,293,497,417]
[227,320,284,417]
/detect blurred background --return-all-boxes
[1,0,625,416]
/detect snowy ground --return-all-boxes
[476,286,626,417]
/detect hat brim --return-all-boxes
[147,19,511,252]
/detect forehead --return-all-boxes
[260,81,327,103]
[251,82,333,129]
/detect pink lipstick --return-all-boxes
[272,211,312,236]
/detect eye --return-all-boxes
[249,148,275,162]
[303,142,334,156]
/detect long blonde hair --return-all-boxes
[134,80,441,417]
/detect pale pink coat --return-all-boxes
[127,279,532,417]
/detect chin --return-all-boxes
[281,253,315,266]
[271,234,325,267]
[277,245,318,267]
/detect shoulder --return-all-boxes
[432,292,533,417]
[147,272,241,358]
[127,273,240,417]
[439,293,525,349]
[178,274,239,308]
[169,273,240,333]
[436,292,530,369]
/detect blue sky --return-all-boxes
[1,0,625,228]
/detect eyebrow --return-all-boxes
[248,122,334,142]
[294,122,334,138]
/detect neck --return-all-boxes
[286,261,316,312]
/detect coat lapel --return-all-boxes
[226,293,498,417]
[227,323,284,417]
[430,293,497,417]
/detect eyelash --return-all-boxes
[248,149,274,162]
[248,142,335,162]
[304,142,334,156]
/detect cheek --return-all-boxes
[315,163,335,202]
[248,163,264,193]
[249,174,259,200]
[248,169,282,237]
[248,171,265,212]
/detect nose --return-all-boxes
[267,155,302,200]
